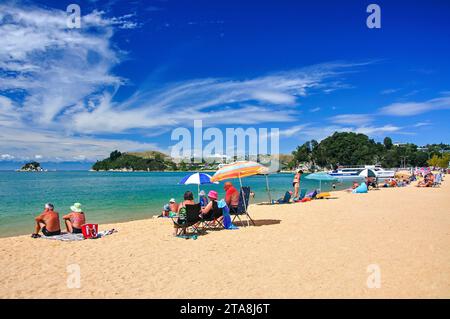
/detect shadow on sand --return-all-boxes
[233,219,281,227]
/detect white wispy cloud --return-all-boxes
[275,123,402,143]
[0,154,15,161]
[0,2,374,161]
[0,3,127,125]
[68,61,372,134]
[0,125,158,162]
[354,125,402,135]
[379,96,450,116]
[381,88,400,95]
[413,122,431,127]
[329,114,374,125]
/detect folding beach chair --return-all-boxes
[230,186,255,226]
[433,173,442,187]
[200,201,224,230]
[172,203,202,238]
[273,191,291,204]
[279,191,291,203]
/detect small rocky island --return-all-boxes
[17,161,46,172]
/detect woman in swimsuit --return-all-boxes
[63,203,86,234]
[292,169,303,199]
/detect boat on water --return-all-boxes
[328,165,395,180]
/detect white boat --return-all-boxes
[328,165,395,179]
[369,165,395,179]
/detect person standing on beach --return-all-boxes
[292,169,303,199]
[31,203,61,238]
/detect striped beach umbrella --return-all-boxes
[179,172,217,200]
[179,172,215,185]
[211,161,270,207]
[210,161,269,183]
[358,168,376,178]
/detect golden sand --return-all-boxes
[0,180,449,298]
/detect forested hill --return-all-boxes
[92,151,177,171]
[290,132,450,169]
[92,132,450,172]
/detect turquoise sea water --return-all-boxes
[0,171,354,237]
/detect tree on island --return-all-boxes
[19,161,43,171]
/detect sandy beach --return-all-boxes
[1,180,449,299]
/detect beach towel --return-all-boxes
[40,229,117,241]
[41,232,85,241]
[316,192,331,199]
[218,199,238,230]
[306,190,318,199]
[352,183,368,193]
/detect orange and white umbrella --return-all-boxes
[210,161,269,182]
[211,161,271,204]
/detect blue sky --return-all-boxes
[0,0,449,164]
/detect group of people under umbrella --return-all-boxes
[164,161,267,237]
[165,161,351,238]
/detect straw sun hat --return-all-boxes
[70,203,83,213]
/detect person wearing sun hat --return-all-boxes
[200,190,222,222]
[160,198,179,217]
[62,203,86,234]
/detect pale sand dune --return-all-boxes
[0,180,449,298]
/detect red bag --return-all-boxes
[81,224,98,239]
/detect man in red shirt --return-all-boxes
[224,181,239,212]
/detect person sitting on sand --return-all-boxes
[417,173,434,187]
[62,203,86,234]
[345,181,360,192]
[224,182,239,213]
[160,204,171,217]
[160,198,179,217]
[31,203,61,238]
[169,198,178,212]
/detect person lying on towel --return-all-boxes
[31,203,61,238]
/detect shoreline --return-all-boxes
[1,178,449,298]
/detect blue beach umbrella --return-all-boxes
[178,172,218,200]
[304,172,338,192]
